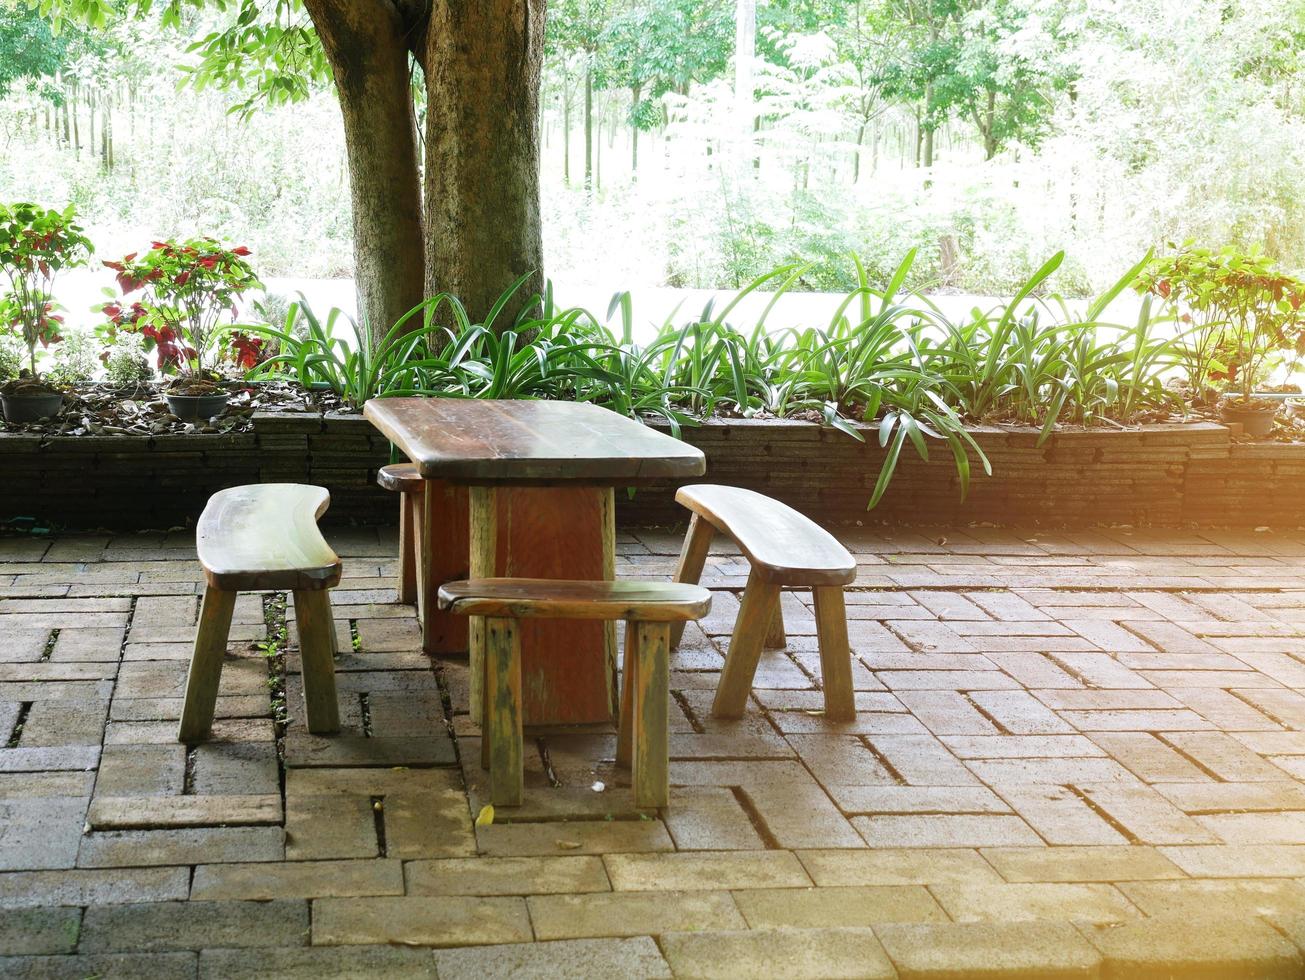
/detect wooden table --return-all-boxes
[364,399,706,728]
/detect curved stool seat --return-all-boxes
[438,577,712,810]
[378,462,423,494]
[673,484,856,722]
[180,484,342,743]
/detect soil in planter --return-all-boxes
[0,381,342,437]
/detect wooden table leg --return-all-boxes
[468,485,618,728]
[420,479,470,655]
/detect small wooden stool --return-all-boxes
[377,462,424,606]
[672,484,857,722]
[178,484,343,743]
[438,578,712,808]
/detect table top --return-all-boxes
[363,398,707,484]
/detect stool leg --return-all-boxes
[670,514,714,649]
[633,621,670,809]
[484,616,523,806]
[410,486,425,618]
[178,585,237,743]
[712,569,778,719]
[813,586,855,722]
[764,595,787,649]
[616,621,637,769]
[398,490,418,605]
[294,589,341,734]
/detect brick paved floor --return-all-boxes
[4,525,1305,977]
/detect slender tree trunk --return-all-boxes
[630,83,640,175]
[853,121,865,182]
[304,0,426,340]
[583,58,593,189]
[424,0,546,326]
[563,79,572,185]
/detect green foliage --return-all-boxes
[246,250,1187,509]
[102,237,261,378]
[0,201,92,375]
[0,7,67,99]
[103,331,153,386]
[1136,244,1305,401]
[46,325,97,383]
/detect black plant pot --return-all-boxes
[165,391,230,421]
[1,390,63,423]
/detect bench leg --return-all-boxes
[398,489,419,606]
[294,589,341,735]
[813,586,855,722]
[178,585,237,743]
[484,616,523,806]
[669,514,714,649]
[616,621,636,769]
[712,569,778,719]
[632,621,670,809]
[764,595,787,649]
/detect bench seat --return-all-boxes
[673,484,856,722]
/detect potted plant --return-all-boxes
[102,238,260,420]
[1139,244,1305,435]
[0,203,93,423]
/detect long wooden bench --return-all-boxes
[672,484,857,721]
[377,462,424,606]
[178,484,343,743]
[438,578,712,808]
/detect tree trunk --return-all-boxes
[630,83,640,175]
[563,79,572,185]
[583,58,593,189]
[304,0,426,340]
[424,0,546,326]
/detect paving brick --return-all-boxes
[854,814,1042,848]
[874,921,1102,978]
[979,846,1185,883]
[200,945,435,980]
[88,794,281,831]
[1077,915,1302,979]
[191,858,404,900]
[475,819,674,856]
[0,868,189,909]
[312,895,531,947]
[931,881,1140,924]
[406,856,609,896]
[1088,732,1211,783]
[865,734,979,786]
[942,735,1102,759]
[1118,878,1305,917]
[741,781,865,848]
[436,938,670,980]
[1197,812,1305,845]
[527,890,745,940]
[0,797,88,871]
[0,907,81,955]
[17,699,109,746]
[662,786,766,850]
[660,928,894,980]
[732,884,947,927]
[604,850,810,891]
[78,827,284,868]
[1158,844,1305,878]
[797,847,1003,885]
[826,784,1010,814]
[79,899,309,952]
[0,952,197,979]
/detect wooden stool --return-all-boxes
[672,484,857,722]
[438,578,712,808]
[178,484,343,743]
[377,462,424,606]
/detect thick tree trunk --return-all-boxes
[425,0,546,326]
[304,0,426,339]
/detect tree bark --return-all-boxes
[583,58,594,189]
[304,0,426,339]
[424,0,546,326]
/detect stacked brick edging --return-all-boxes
[0,411,1300,529]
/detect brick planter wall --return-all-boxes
[0,411,1299,529]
